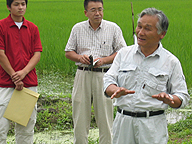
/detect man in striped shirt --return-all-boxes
[65,0,126,143]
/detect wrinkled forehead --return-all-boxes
[137,15,158,26]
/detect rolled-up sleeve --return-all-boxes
[168,60,190,108]
[103,50,121,93]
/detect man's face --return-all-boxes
[7,0,26,20]
[84,1,103,27]
[136,15,165,50]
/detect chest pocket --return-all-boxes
[143,68,169,96]
[118,64,137,89]
[148,68,169,86]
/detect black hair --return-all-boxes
[7,0,28,8]
[84,0,103,10]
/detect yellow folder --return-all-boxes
[3,87,40,127]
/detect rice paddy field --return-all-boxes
[0,0,191,88]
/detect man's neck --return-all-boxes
[89,21,101,31]
[141,44,159,57]
[11,15,23,22]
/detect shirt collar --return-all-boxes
[86,19,103,31]
[7,14,28,28]
[136,42,163,57]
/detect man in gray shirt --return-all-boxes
[104,8,189,144]
[65,0,126,143]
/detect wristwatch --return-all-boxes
[168,94,183,102]
[168,94,174,100]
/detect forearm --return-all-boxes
[0,50,15,76]
[102,52,117,65]
[22,52,41,75]
[105,84,119,97]
[65,51,81,62]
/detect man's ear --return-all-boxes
[7,5,11,12]
[160,31,166,40]
[84,10,88,17]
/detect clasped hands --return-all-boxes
[11,70,27,91]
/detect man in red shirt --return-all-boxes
[0,0,42,143]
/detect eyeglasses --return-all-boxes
[87,8,104,13]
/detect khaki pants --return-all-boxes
[72,69,113,144]
[113,111,168,144]
[0,87,37,144]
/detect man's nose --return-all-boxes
[138,28,144,35]
[18,4,23,9]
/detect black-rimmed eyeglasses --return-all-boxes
[86,8,104,13]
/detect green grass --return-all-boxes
[0,0,191,87]
[168,117,192,143]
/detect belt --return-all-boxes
[78,66,109,72]
[117,107,164,117]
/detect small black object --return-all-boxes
[88,55,93,70]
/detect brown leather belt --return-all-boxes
[117,107,164,117]
[78,66,109,72]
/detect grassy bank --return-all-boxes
[7,92,192,143]
[35,88,192,144]
[6,74,192,143]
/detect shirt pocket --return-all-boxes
[148,68,169,85]
[118,64,137,89]
[100,43,113,56]
[143,68,168,96]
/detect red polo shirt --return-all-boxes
[0,14,42,88]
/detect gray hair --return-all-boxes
[138,8,169,34]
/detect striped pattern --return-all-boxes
[65,19,127,68]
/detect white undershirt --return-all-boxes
[15,21,23,29]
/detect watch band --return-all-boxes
[168,94,174,100]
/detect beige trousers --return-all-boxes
[0,87,37,144]
[72,69,113,144]
[113,111,168,144]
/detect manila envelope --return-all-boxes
[3,87,40,127]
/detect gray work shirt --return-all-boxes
[65,19,127,68]
[104,43,190,111]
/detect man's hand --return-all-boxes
[152,92,174,105]
[11,70,27,84]
[94,58,103,68]
[79,54,91,65]
[15,81,24,91]
[111,87,135,99]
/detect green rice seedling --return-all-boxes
[0,0,191,87]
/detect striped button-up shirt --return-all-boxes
[65,19,127,68]
[104,43,190,111]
